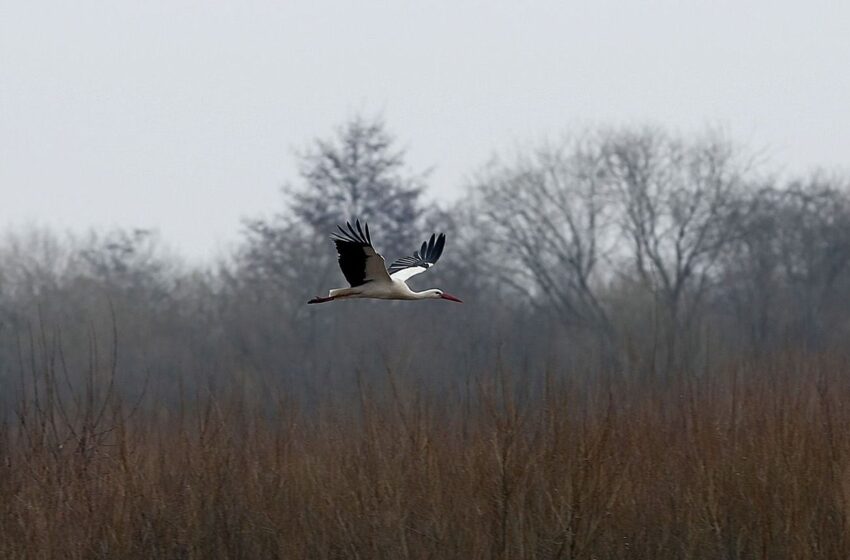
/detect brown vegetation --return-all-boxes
[3,352,850,559]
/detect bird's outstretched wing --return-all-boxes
[388,233,446,282]
[330,220,392,287]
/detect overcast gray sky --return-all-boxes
[2,1,848,260]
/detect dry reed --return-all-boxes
[2,351,850,559]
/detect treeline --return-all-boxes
[1,117,849,403]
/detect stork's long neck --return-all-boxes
[392,278,434,300]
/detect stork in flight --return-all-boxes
[307,220,462,304]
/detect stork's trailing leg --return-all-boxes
[307,295,335,304]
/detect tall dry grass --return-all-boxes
[2,347,850,558]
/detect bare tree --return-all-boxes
[773,176,850,347]
[290,114,428,258]
[718,174,850,352]
[716,184,780,353]
[78,229,173,295]
[603,128,748,369]
[473,135,617,344]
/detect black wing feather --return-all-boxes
[388,232,447,275]
[330,219,376,287]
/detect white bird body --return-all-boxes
[308,220,462,305]
[330,278,435,300]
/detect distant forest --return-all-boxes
[1,116,849,404]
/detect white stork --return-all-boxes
[307,220,462,304]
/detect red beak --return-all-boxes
[440,293,463,303]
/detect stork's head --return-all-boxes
[427,289,463,303]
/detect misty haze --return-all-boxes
[2,2,850,559]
